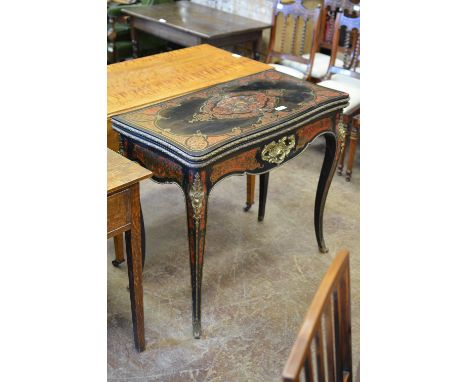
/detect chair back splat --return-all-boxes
[266,0,323,81]
[282,250,353,382]
[326,10,360,80]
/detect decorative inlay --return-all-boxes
[189,173,204,222]
[210,148,261,183]
[113,70,348,157]
[261,135,296,164]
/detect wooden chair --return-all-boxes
[266,0,343,81]
[345,114,359,181]
[282,250,353,382]
[317,10,360,176]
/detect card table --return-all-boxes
[108,44,272,263]
[112,69,349,338]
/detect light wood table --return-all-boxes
[107,149,152,351]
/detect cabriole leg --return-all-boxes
[314,133,339,253]
[184,171,209,339]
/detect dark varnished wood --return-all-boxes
[123,1,270,56]
[282,250,353,382]
[113,70,348,338]
[258,173,269,222]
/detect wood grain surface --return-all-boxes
[107,148,153,194]
[107,44,271,118]
[122,1,270,39]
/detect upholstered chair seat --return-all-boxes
[319,74,360,114]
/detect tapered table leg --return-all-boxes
[112,234,125,267]
[127,184,145,352]
[184,172,209,339]
[244,174,256,211]
[314,133,339,253]
[124,203,146,269]
[258,173,269,221]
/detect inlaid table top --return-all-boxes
[112,70,348,165]
[107,44,271,118]
[122,1,271,40]
[107,148,153,194]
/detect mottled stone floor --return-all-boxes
[108,139,359,381]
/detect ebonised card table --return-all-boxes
[112,69,349,338]
[122,1,271,60]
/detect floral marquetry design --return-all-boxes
[189,91,279,123]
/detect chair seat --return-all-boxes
[318,74,360,114]
[280,52,344,79]
[269,63,305,79]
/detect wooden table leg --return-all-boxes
[127,184,145,351]
[258,173,269,222]
[126,203,146,269]
[130,18,139,59]
[184,171,209,339]
[252,35,261,61]
[112,234,125,267]
[345,118,359,182]
[314,133,339,253]
[244,174,256,211]
[337,120,348,176]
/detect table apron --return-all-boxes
[120,112,338,190]
[201,30,263,48]
[132,18,202,46]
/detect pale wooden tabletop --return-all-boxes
[107,44,271,118]
[107,148,153,194]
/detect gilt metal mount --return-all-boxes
[261,135,296,164]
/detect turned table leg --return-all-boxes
[127,184,145,352]
[314,133,339,253]
[244,174,256,211]
[258,173,269,222]
[346,116,359,182]
[130,18,139,59]
[184,171,209,339]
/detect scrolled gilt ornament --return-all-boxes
[338,117,347,152]
[261,135,296,164]
[189,173,204,222]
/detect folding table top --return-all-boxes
[112,70,349,163]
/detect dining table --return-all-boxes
[109,45,349,338]
[122,1,271,60]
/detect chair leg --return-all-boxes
[258,173,269,222]
[345,119,359,182]
[112,234,125,267]
[244,174,256,211]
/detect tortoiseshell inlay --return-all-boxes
[112,70,347,158]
